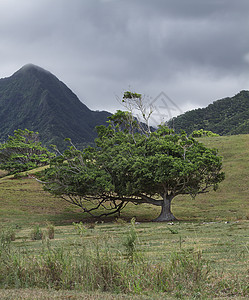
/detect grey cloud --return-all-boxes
[0,0,248,116]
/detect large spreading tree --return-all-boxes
[41,97,225,221]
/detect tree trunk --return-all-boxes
[153,195,176,222]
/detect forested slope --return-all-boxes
[167,90,249,135]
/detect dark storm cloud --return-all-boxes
[0,0,248,118]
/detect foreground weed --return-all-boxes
[123,218,140,263]
[46,222,55,239]
[0,229,12,255]
[30,225,43,240]
[166,227,179,234]
[72,222,87,237]
[0,227,16,260]
[0,227,15,243]
[115,217,127,225]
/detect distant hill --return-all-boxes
[167,90,249,135]
[0,64,111,149]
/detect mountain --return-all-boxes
[0,64,111,149]
[167,90,249,135]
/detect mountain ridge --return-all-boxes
[1,64,248,149]
[167,90,249,135]
[0,64,111,149]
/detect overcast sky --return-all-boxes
[0,0,248,123]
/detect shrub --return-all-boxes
[72,222,87,237]
[30,225,43,240]
[46,223,55,240]
[123,218,139,263]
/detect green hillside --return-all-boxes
[173,133,249,221]
[0,134,248,226]
[0,64,110,150]
[167,90,249,135]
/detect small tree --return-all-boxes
[41,109,225,221]
[0,129,54,174]
[191,129,219,138]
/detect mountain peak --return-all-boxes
[14,64,52,77]
[0,64,111,150]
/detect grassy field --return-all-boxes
[0,219,248,299]
[0,134,248,299]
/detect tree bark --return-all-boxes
[153,195,176,222]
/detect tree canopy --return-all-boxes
[0,129,54,175]
[41,109,225,221]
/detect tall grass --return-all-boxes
[0,225,248,298]
[123,217,140,263]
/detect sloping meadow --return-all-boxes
[0,134,248,298]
